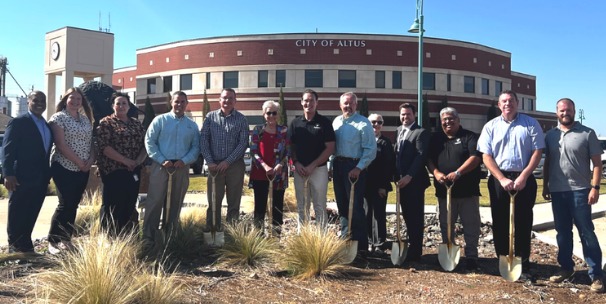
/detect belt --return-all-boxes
[334,156,360,162]
[501,171,522,179]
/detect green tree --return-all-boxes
[440,95,448,110]
[487,100,500,122]
[142,96,155,130]
[278,86,287,125]
[359,95,369,117]
[203,89,211,120]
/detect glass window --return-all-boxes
[495,80,502,97]
[447,74,451,91]
[147,78,156,94]
[338,70,356,88]
[258,70,268,88]
[163,76,172,92]
[464,76,475,93]
[392,71,402,89]
[423,72,435,90]
[528,98,534,111]
[305,70,323,87]
[276,70,286,87]
[223,71,239,88]
[205,72,211,89]
[180,74,192,90]
[481,78,489,95]
[375,71,385,88]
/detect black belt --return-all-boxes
[334,156,360,162]
[501,171,521,179]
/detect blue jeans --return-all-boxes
[551,189,603,280]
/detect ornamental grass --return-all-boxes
[218,220,277,267]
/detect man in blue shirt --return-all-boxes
[477,90,544,281]
[144,91,200,248]
[200,88,249,227]
[332,92,376,255]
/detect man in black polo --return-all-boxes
[427,107,482,270]
[288,89,335,231]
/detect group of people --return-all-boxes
[2,87,603,292]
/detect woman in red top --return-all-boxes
[249,100,289,236]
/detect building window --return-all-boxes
[180,74,192,90]
[276,70,286,87]
[268,49,274,55]
[163,76,172,93]
[258,70,268,88]
[447,74,451,91]
[305,70,323,87]
[495,80,503,96]
[392,71,402,89]
[147,78,156,94]
[338,70,356,88]
[205,72,211,89]
[464,76,475,93]
[375,71,385,88]
[528,98,534,111]
[223,71,239,88]
[481,78,489,95]
[423,72,435,90]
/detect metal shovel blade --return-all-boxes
[343,240,359,264]
[203,173,224,247]
[391,240,408,266]
[499,255,522,282]
[342,177,358,264]
[438,182,460,271]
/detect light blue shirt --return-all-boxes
[477,113,545,172]
[145,112,200,165]
[29,111,51,152]
[332,112,377,170]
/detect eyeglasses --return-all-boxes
[265,111,278,116]
[371,121,384,125]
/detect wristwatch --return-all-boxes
[591,184,600,190]
[454,170,462,177]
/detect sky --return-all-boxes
[1,0,606,134]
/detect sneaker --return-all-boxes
[549,269,575,283]
[47,242,62,255]
[590,278,604,293]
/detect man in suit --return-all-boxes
[395,102,431,262]
[3,91,53,253]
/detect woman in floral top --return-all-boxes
[96,92,147,235]
[249,100,289,236]
[47,87,95,254]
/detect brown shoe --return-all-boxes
[549,269,575,283]
[590,278,604,293]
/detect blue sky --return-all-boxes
[1,0,605,134]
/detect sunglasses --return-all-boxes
[265,111,278,116]
[371,120,384,125]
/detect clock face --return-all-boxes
[51,42,60,60]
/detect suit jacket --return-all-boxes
[366,135,395,192]
[2,113,53,185]
[395,122,430,189]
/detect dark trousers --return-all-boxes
[488,174,536,264]
[7,181,47,251]
[333,159,368,251]
[48,162,89,243]
[251,180,285,228]
[399,183,426,259]
[101,168,141,236]
[364,188,387,247]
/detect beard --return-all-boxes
[558,115,574,126]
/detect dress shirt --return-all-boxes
[200,108,249,165]
[145,112,200,165]
[332,112,376,170]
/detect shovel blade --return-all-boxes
[203,231,225,247]
[498,255,522,282]
[438,243,461,271]
[342,240,358,264]
[391,241,408,266]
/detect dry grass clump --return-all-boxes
[162,207,207,260]
[35,230,184,303]
[73,190,103,236]
[218,221,277,267]
[278,224,348,279]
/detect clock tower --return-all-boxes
[44,27,114,119]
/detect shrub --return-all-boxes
[218,221,277,267]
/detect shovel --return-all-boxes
[343,177,359,264]
[438,180,461,271]
[266,173,277,237]
[162,167,176,231]
[203,171,224,247]
[499,190,522,282]
[391,180,408,265]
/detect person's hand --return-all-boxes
[542,187,551,200]
[378,188,387,198]
[294,161,307,177]
[434,171,446,184]
[216,160,230,174]
[445,172,460,182]
[513,175,528,191]
[162,160,174,168]
[348,167,361,180]
[304,163,318,177]
[273,163,282,176]
[499,178,514,191]
[173,160,186,168]
[397,175,412,188]
[122,158,137,171]
[4,176,19,192]
[588,188,599,205]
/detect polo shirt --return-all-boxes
[288,112,335,167]
[429,127,481,198]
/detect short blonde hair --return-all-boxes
[262,100,280,112]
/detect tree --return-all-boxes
[421,93,430,130]
[440,95,448,110]
[278,86,287,125]
[142,96,155,130]
[487,100,500,122]
[202,89,211,120]
[359,95,369,117]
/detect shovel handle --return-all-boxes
[209,171,219,232]
[266,173,276,236]
[508,190,517,258]
[347,177,358,239]
[394,181,401,243]
[445,180,455,246]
